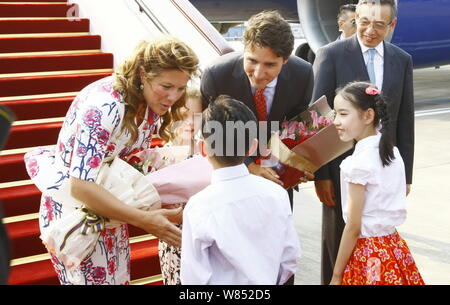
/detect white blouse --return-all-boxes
[340,133,407,238]
[180,164,300,285]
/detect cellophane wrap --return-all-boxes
[39,156,161,270]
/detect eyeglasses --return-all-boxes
[356,19,392,31]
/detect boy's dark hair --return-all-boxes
[337,81,395,167]
[357,0,397,22]
[202,95,257,167]
[243,10,294,60]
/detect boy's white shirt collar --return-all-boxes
[211,163,249,184]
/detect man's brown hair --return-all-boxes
[243,10,294,60]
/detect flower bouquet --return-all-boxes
[39,155,162,271]
[145,154,213,206]
[264,96,354,188]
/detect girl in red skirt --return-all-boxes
[330,82,424,285]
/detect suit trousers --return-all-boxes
[320,154,349,285]
[0,204,11,285]
[284,189,295,285]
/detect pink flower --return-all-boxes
[107,143,116,153]
[310,110,319,128]
[25,158,39,178]
[95,127,110,146]
[76,144,87,157]
[111,90,121,100]
[287,121,298,135]
[87,155,102,168]
[92,267,107,284]
[298,122,307,134]
[83,108,102,129]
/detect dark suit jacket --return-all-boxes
[312,35,414,184]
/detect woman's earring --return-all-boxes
[140,84,144,91]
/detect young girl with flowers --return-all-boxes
[330,81,424,285]
[25,36,199,285]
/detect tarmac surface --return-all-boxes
[293,64,450,285]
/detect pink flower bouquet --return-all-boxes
[265,96,354,188]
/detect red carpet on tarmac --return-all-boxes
[0,0,164,285]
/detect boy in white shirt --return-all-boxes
[180,95,300,285]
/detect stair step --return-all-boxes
[3,121,62,150]
[0,18,89,34]
[0,35,101,54]
[0,95,75,121]
[6,218,47,258]
[0,184,41,218]
[8,239,161,285]
[0,152,28,183]
[0,53,113,74]
[0,72,111,98]
[0,3,78,18]
[5,215,149,259]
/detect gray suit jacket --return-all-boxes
[312,35,414,184]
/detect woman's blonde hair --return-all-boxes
[113,36,199,144]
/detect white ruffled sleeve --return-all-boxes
[340,156,374,186]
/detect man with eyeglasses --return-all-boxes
[337,4,357,40]
[311,0,414,285]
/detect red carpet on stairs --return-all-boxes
[0,0,163,285]
[0,35,101,53]
[0,53,113,74]
[1,96,76,121]
[0,18,90,35]
[0,3,78,18]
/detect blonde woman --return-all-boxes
[27,36,199,285]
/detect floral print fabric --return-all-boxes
[158,223,183,285]
[342,231,425,285]
[29,76,159,285]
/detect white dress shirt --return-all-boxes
[357,36,384,90]
[251,77,278,115]
[180,164,300,285]
[340,133,407,238]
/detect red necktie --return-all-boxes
[253,88,267,121]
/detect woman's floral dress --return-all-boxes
[25,76,159,285]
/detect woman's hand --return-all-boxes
[138,208,183,248]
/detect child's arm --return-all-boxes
[330,182,365,285]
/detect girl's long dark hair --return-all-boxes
[337,81,395,166]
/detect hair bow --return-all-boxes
[365,86,380,96]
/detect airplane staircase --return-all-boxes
[0,0,163,285]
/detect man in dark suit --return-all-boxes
[312,0,414,285]
[201,10,314,285]
[336,4,357,41]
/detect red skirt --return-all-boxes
[342,231,425,285]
